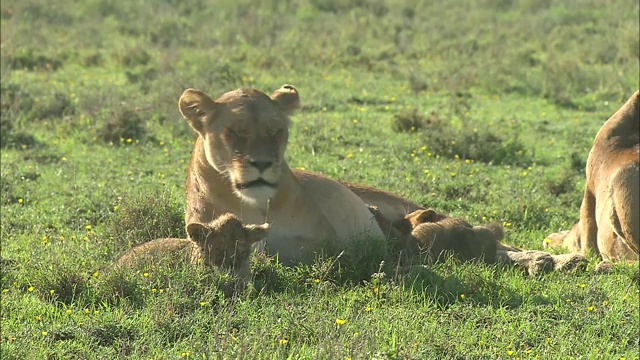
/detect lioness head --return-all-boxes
[186,213,270,280]
[179,85,300,205]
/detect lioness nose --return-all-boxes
[249,160,273,172]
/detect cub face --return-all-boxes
[186,213,270,279]
[178,85,300,205]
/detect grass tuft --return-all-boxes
[105,189,184,253]
[99,106,150,145]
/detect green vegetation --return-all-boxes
[1,0,638,358]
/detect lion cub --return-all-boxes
[368,206,501,263]
[404,209,502,264]
[116,213,270,281]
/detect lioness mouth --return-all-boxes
[236,178,277,190]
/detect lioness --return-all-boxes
[179,85,396,265]
[546,91,639,262]
[116,213,270,281]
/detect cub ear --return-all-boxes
[244,223,270,244]
[270,84,300,115]
[178,88,217,133]
[416,209,440,223]
[186,222,210,244]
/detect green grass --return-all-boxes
[1,0,638,358]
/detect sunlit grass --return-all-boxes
[1,0,638,358]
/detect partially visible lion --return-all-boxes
[404,209,502,264]
[116,213,270,282]
[546,91,639,262]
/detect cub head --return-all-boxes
[392,208,450,235]
[179,85,300,205]
[186,213,270,280]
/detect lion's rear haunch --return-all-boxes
[545,90,639,261]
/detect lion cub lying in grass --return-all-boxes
[116,213,270,282]
[398,209,502,264]
[369,205,499,263]
[370,206,587,275]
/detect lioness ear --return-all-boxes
[244,223,270,244]
[178,89,217,133]
[186,222,209,244]
[270,84,300,115]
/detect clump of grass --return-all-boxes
[87,321,136,349]
[544,170,577,197]
[0,117,38,149]
[392,109,440,133]
[104,189,184,253]
[115,47,151,68]
[30,91,75,120]
[309,0,388,16]
[340,234,393,283]
[252,254,303,294]
[39,271,88,305]
[99,107,148,145]
[0,117,14,148]
[91,270,145,308]
[396,107,533,166]
[570,151,587,173]
[4,48,63,71]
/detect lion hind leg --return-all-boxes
[610,165,640,256]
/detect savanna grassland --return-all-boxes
[1,0,639,358]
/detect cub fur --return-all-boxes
[545,91,639,261]
[116,213,269,281]
[403,209,502,263]
[368,206,501,263]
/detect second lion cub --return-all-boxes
[369,206,502,263]
[403,209,503,263]
[116,213,270,282]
